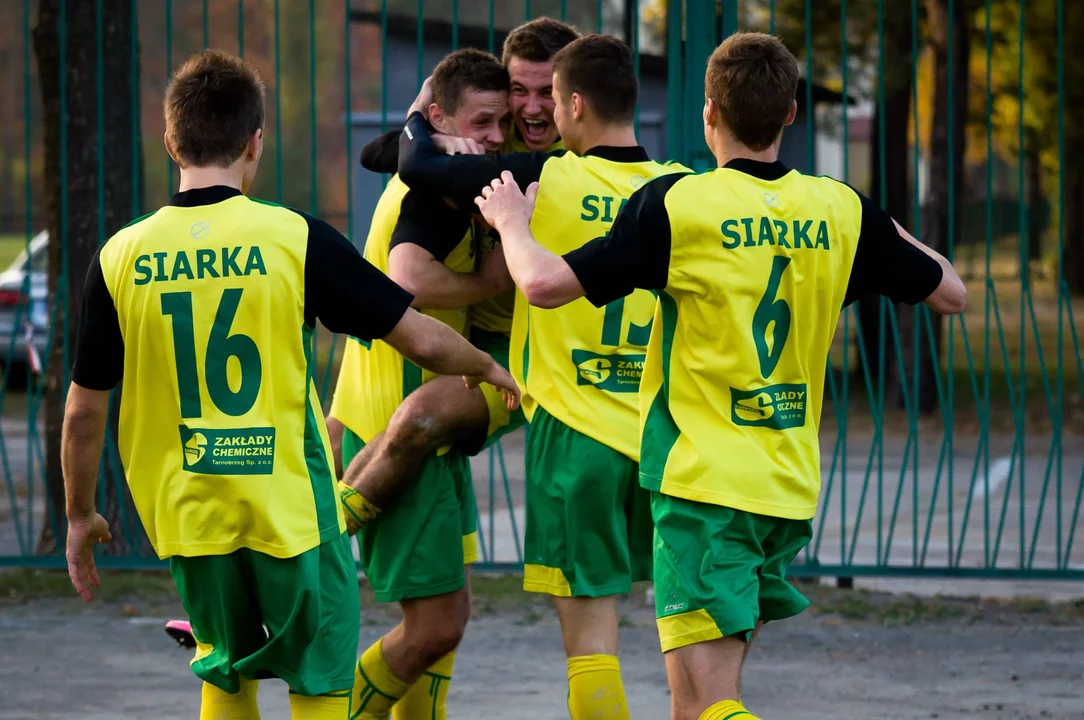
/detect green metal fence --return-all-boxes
[0,0,1081,582]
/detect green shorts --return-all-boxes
[523,406,653,597]
[343,428,478,603]
[169,534,359,696]
[652,492,812,653]
[465,327,527,455]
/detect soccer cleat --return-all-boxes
[165,619,196,649]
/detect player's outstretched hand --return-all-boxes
[464,359,521,411]
[475,171,538,233]
[65,512,112,602]
[433,134,486,156]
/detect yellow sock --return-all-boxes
[566,654,629,720]
[338,481,380,535]
[392,651,455,720]
[289,690,350,719]
[353,639,410,719]
[200,678,260,720]
[698,699,760,720]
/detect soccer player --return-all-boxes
[474,32,967,720]
[327,49,517,720]
[335,16,580,549]
[393,34,690,719]
[61,50,515,720]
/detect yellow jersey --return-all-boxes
[468,132,565,335]
[509,147,690,460]
[72,185,413,558]
[329,175,476,443]
[563,159,945,520]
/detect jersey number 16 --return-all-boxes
[161,288,263,418]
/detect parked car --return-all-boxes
[0,230,50,372]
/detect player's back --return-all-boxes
[99,186,343,559]
[639,162,862,521]
[330,175,475,443]
[511,149,690,461]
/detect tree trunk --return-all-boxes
[897,0,969,414]
[1027,137,1043,271]
[857,4,913,409]
[34,0,147,556]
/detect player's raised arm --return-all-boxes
[397,110,554,211]
[476,170,683,309]
[388,190,512,309]
[841,190,967,315]
[303,211,519,407]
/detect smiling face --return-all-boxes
[507,56,560,151]
[430,88,511,154]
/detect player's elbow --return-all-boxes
[521,276,566,309]
[927,271,967,316]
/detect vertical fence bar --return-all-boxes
[631,0,639,132]
[131,0,140,216]
[946,0,956,566]
[910,0,920,566]
[23,0,35,553]
[416,0,423,90]
[381,0,388,133]
[274,0,283,203]
[1055,0,1065,570]
[238,0,245,57]
[166,0,173,196]
[452,0,459,49]
[840,0,849,568]
[487,0,495,53]
[983,0,993,568]
[1016,0,1025,569]
[202,0,209,48]
[59,0,70,397]
[769,0,775,35]
[309,0,318,216]
[803,0,813,173]
[875,0,886,566]
[665,0,682,163]
[596,0,603,33]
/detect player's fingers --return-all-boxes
[501,170,515,186]
[525,182,540,204]
[466,139,485,155]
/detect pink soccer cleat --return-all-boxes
[165,619,196,649]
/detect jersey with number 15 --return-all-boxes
[71,186,414,561]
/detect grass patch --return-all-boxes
[0,235,34,272]
[805,583,1084,626]
[0,568,176,607]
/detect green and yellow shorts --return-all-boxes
[343,428,478,603]
[523,406,653,597]
[464,327,527,455]
[651,492,813,653]
[169,534,360,696]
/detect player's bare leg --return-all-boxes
[664,636,751,720]
[383,569,473,681]
[344,375,490,508]
[738,621,763,702]
[554,595,631,719]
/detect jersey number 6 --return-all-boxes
[161,288,263,418]
[752,255,793,379]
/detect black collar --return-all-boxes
[170,185,243,207]
[722,158,791,181]
[582,145,651,163]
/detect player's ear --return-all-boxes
[163,133,183,167]
[783,98,797,127]
[248,128,263,162]
[703,98,717,128]
[571,92,584,121]
[428,103,447,134]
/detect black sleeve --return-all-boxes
[398,111,558,211]
[563,172,689,308]
[72,247,124,391]
[389,190,472,263]
[301,211,414,340]
[842,189,944,308]
[359,129,401,175]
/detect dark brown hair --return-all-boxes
[706,32,799,151]
[552,34,638,124]
[164,50,265,168]
[431,48,510,115]
[501,17,580,65]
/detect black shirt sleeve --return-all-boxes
[563,172,689,308]
[300,211,414,341]
[842,188,944,307]
[71,247,125,391]
[389,190,472,262]
[359,129,401,175]
[398,111,559,212]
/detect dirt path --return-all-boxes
[1,571,1082,719]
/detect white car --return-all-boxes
[0,230,50,372]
